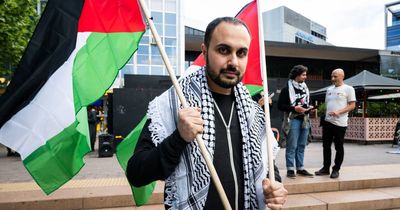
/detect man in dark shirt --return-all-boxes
[127,17,287,210]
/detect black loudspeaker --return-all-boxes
[114,136,124,150]
[98,133,114,157]
[111,75,172,138]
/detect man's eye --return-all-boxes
[218,47,229,54]
[237,50,248,58]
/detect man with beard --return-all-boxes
[278,65,314,179]
[126,17,287,210]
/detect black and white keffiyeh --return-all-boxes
[147,67,279,210]
[288,79,310,107]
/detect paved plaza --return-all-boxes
[1,140,399,184]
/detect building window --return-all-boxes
[165,0,176,12]
[151,66,164,75]
[127,57,134,64]
[165,46,176,56]
[137,65,150,75]
[137,55,150,65]
[165,25,176,37]
[392,11,400,26]
[165,38,177,46]
[121,64,134,75]
[151,0,163,11]
[137,44,149,55]
[151,11,163,24]
[311,30,326,40]
[125,0,180,76]
[165,13,176,24]
[295,36,313,44]
[140,36,150,44]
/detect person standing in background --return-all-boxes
[88,106,98,151]
[278,65,314,179]
[315,68,356,179]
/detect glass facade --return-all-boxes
[121,0,182,78]
[380,53,400,79]
[386,2,400,50]
[387,23,400,48]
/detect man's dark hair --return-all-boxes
[289,65,308,80]
[203,17,250,48]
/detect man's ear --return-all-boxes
[201,43,207,55]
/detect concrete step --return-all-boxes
[283,186,400,210]
[283,164,400,194]
[0,179,165,210]
[80,187,400,210]
[1,164,400,209]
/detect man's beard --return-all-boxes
[205,56,242,89]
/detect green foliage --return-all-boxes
[366,102,382,117]
[0,0,39,85]
[367,101,400,117]
[317,102,326,116]
[317,101,400,118]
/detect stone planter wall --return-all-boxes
[310,117,398,142]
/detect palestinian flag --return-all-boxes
[188,0,263,96]
[0,0,145,195]
[116,116,153,206]
[116,0,263,206]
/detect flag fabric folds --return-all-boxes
[116,0,262,206]
[0,0,145,195]
[116,116,156,206]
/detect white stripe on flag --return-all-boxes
[0,33,91,159]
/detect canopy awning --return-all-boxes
[368,93,400,100]
[311,70,400,98]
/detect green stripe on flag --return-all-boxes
[23,108,91,194]
[245,84,263,96]
[73,32,144,110]
[116,116,156,206]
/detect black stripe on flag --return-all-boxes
[0,0,84,128]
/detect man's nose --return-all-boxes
[228,54,239,67]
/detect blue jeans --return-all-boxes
[286,118,309,171]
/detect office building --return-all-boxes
[384,1,400,79]
[114,0,184,87]
[263,6,331,45]
[385,1,400,51]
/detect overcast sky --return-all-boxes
[184,0,397,50]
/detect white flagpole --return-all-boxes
[256,0,276,182]
[137,0,232,209]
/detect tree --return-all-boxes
[0,0,38,91]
